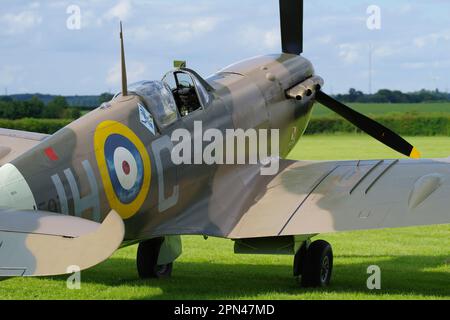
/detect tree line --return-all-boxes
[1,89,449,120]
[335,88,450,103]
[0,93,114,120]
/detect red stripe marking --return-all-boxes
[44,147,59,161]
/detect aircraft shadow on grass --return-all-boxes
[44,254,449,299]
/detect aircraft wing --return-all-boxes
[0,128,49,165]
[0,209,124,277]
[227,158,450,239]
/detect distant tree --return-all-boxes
[347,88,364,103]
[70,108,81,119]
[61,107,82,120]
[99,92,114,104]
[0,101,24,119]
[15,101,29,119]
[27,96,45,118]
[43,96,68,119]
[0,96,13,103]
[0,101,9,118]
[0,96,44,119]
[332,88,450,103]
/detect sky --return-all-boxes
[1,0,450,95]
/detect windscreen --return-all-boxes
[126,81,179,127]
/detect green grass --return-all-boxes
[314,102,450,117]
[289,135,450,160]
[1,135,449,300]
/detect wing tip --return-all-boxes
[0,210,125,278]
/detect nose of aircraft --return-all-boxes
[0,163,37,210]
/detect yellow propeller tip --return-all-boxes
[410,147,421,159]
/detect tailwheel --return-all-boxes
[137,238,173,279]
[296,240,333,288]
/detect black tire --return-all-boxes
[137,238,173,279]
[301,240,333,287]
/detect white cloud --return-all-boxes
[401,62,427,70]
[106,61,147,87]
[336,42,398,64]
[102,0,132,22]
[263,29,280,50]
[79,10,97,29]
[28,2,41,10]
[398,4,413,14]
[0,66,25,87]
[0,11,42,35]
[128,16,221,43]
[317,35,333,45]
[401,60,450,70]
[190,17,220,34]
[413,30,450,48]
[128,26,153,42]
[338,43,361,63]
[240,26,281,51]
[164,17,221,42]
[373,45,398,58]
[2,0,450,95]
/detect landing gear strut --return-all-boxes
[137,238,173,279]
[294,240,333,287]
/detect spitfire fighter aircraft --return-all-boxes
[0,0,449,288]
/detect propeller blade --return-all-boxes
[315,91,421,159]
[279,0,303,55]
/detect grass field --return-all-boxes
[1,135,449,300]
[314,102,450,117]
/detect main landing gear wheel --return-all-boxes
[137,238,173,279]
[295,240,333,288]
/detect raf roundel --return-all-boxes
[94,121,151,219]
[106,136,143,203]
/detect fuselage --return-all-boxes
[0,53,319,241]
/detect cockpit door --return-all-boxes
[162,69,212,118]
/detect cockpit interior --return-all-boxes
[163,71,202,117]
[113,68,212,133]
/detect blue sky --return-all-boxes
[1,0,450,95]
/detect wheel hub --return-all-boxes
[320,256,330,283]
[156,264,169,275]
